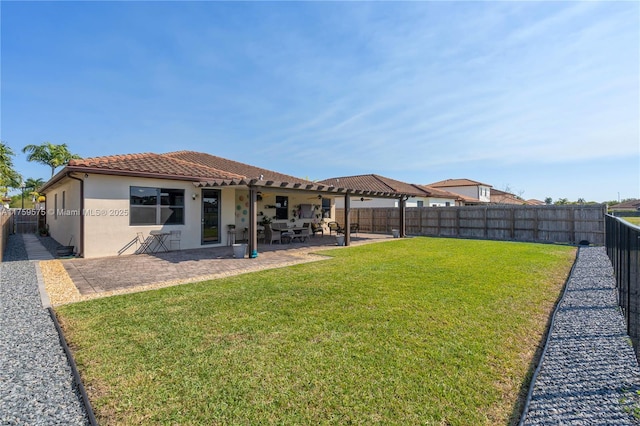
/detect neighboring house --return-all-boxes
[526,199,546,206]
[318,175,428,208]
[318,175,461,208]
[489,188,528,205]
[410,185,463,207]
[426,178,493,205]
[39,151,413,258]
[609,199,640,212]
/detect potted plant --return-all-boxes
[38,224,49,237]
[259,216,272,226]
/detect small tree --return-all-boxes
[22,142,81,177]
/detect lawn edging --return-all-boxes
[48,307,98,426]
[517,246,580,425]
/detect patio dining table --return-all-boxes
[287,227,308,243]
[149,230,170,253]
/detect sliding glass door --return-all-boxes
[201,189,220,244]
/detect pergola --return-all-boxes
[194,177,414,258]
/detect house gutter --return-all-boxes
[66,173,84,257]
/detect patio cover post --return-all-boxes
[399,196,406,238]
[248,187,258,258]
[344,194,351,246]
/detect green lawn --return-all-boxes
[56,238,576,425]
[622,217,640,226]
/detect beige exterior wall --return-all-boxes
[46,174,240,258]
[426,197,457,207]
[251,192,334,231]
[334,196,456,208]
[45,178,82,252]
[439,185,491,203]
[46,174,339,258]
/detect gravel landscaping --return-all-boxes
[0,234,89,425]
[521,246,640,425]
[3,233,640,425]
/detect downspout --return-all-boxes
[66,173,84,257]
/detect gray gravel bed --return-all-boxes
[1,234,89,425]
[522,246,640,425]
[36,235,64,258]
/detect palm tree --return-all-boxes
[24,177,45,202]
[0,142,21,198]
[22,142,81,177]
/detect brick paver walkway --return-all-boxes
[60,234,392,296]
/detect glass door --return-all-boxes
[201,189,220,244]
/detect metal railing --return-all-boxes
[605,214,640,356]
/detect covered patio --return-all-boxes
[195,177,415,259]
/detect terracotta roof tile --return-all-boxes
[318,174,427,196]
[490,189,527,205]
[163,151,313,185]
[68,153,244,180]
[428,178,492,188]
[415,185,461,200]
[610,199,640,210]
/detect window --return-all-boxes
[417,200,424,207]
[299,204,314,219]
[130,187,184,225]
[62,191,66,210]
[321,198,331,218]
[275,196,288,220]
[54,194,58,219]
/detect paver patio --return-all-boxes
[49,233,393,303]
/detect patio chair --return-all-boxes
[350,223,359,236]
[272,223,288,231]
[310,222,324,236]
[264,224,282,244]
[136,232,153,254]
[327,222,343,235]
[169,230,181,250]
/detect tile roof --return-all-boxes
[428,178,492,188]
[415,185,461,200]
[67,153,243,180]
[163,151,312,185]
[490,189,527,205]
[317,174,427,196]
[610,199,640,210]
[47,151,408,196]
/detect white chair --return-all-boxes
[136,232,152,254]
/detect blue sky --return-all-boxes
[2,1,638,202]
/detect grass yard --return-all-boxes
[56,238,576,425]
[622,217,640,226]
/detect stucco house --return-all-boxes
[318,175,461,208]
[426,178,493,205]
[609,199,640,212]
[489,188,528,205]
[39,151,413,258]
